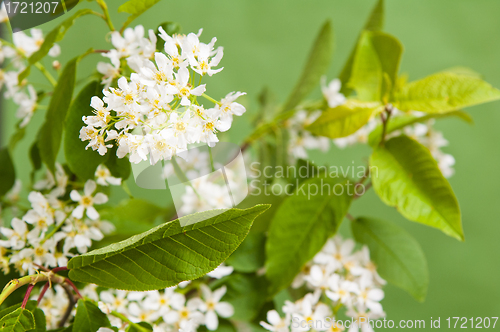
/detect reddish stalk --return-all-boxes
[37,282,50,305]
[65,279,82,299]
[21,284,35,309]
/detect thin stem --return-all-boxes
[379,104,394,146]
[21,284,35,309]
[201,93,221,106]
[65,279,82,299]
[243,109,297,145]
[0,38,57,87]
[58,282,76,328]
[37,282,50,305]
[33,263,51,272]
[208,147,216,172]
[354,180,372,200]
[0,272,65,306]
[34,62,57,87]
[96,0,115,31]
[240,142,250,153]
[52,266,68,274]
[42,218,68,244]
[110,311,150,332]
[171,157,202,200]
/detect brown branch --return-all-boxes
[58,283,77,328]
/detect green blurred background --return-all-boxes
[2,0,500,330]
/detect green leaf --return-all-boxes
[68,205,270,291]
[0,304,22,323]
[105,147,131,180]
[8,123,26,152]
[273,289,293,316]
[0,148,16,197]
[125,322,152,332]
[368,110,473,146]
[29,9,94,65]
[24,301,46,332]
[254,140,277,187]
[282,20,333,112]
[226,232,266,273]
[29,142,42,183]
[38,57,78,174]
[265,176,352,294]
[237,192,284,234]
[370,135,463,240]
[339,0,384,94]
[393,72,500,114]
[306,100,383,138]
[352,217,429,302]
[119,0,163,28]
[73,299,111,332]
[99,198,166,236]
[439,66,481,78]
[348,31,403,101]
[65,81,109,180]
[285,159,320,187]
[17,67,31,84]
[212,274,268,321]
[0,308,35,332]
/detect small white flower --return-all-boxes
[321,77,346,108]
[325,274,359,305]
[100,290,130,314]
[95,164,122,186]
[291,292,331,332]
[355,274,384,314]
[199,285,234,330]
[314,236,356,271]
[13,85,37,127]
[304,264,335,291]
[350,246,386,286]
[18,238,58,269]
[97,55,121,88]
[345,306,385,332]
[260,310,290,332]
[163,294,204,327]
[165,65,206,106]
[216,92,246,132]
[70,180,108,220]
[0,218,28,249]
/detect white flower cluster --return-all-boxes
[163,149,248,216]
[286,77,347,161]
[0,29,60,127]
[81,25,246,165]
[0,164,118,275]
[69,265,232,331]
[289,78,455,177]
[261,235,386,332]
[28,264,233,330]
[286,110,330,161]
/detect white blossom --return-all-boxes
[70,180,108,220]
